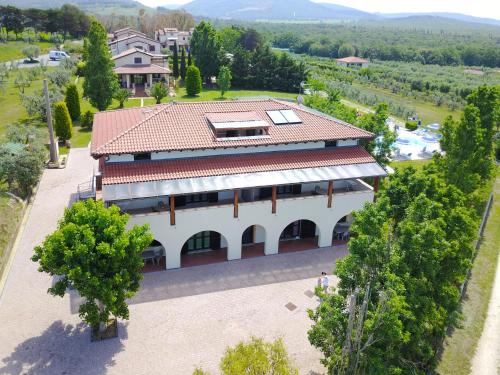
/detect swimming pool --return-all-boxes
[396,135,428,148]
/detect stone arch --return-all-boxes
[241,224,266,258]
[180,230,229,268]
[141,238,167,271]
[278,219,321,253]
[332,212,356,245]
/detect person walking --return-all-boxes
[321,272,330,292]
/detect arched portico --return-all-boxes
[180,230,230,268]
[278,219,320,253]
[241,224,266,258]
[141,239,166,272]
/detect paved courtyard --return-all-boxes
[0,148,346,375]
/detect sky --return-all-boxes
[136,0,500,20]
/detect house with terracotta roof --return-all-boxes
[109,33,162,56]
[90,99,386,270]
[112,48,171,93]
[155,27,193,52]
[336,56,370,68]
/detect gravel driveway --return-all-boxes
[0,147,344,374]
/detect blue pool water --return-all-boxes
[395,136,427,148]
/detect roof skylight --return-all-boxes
[266,110,302,125]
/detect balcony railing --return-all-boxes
[115,179,373,215]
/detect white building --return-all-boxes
[155,27,193,52]
[109,33,162,56]
[90,99,385,270]
[112,48,171,91]
[336,56,370,68]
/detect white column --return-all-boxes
[148,73,153,87]
[317,220,334,248]
[126,74,131,88]
[226,232,242,261]
[265,230,279,255]
[165,247,181,270]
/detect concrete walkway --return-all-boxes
[0,147,343,375]
[471,176,500,375]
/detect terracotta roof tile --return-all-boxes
[91,99,373,157]
[114,64,171,74]
[336,56,369,63]
[102,146,375,185]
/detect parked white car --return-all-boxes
[49,51,70,61]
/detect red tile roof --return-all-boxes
[102,146,375,185]
[91,99,373,157]
[114,64,171,74]
[336,56,369,63]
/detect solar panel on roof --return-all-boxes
[280,110,302,124]
[266,110,288,125]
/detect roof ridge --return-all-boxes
[93,104,173,154]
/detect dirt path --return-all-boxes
[471,176,500,375]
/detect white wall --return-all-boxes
[114,51,152,67]
[338,139,358,147]
[127,185,374,269]
[106,142,325,163]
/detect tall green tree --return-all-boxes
[0,5,24,36]
[357,103,396,166]
[217,66,232,98]
[439,106,484,194]
[83,20,118,111]
[187,49,192,66]
[185,65,202,96]
[32,199,153,334]
[172,42,179,79]
[65,84,81,121]
[190,21,221,82]
[53,101,73,142]
[220,337,298,375]
[180,48,187,81]
[338,43,356,58]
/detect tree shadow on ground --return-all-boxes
[0,320,126,375]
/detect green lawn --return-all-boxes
[0,41,55,63]
[173,87,298,102]
[0,69,48,137]
[437,167,500,375]
[0,190,24,281]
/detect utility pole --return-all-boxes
[43,79,58,163]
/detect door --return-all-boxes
[280,221,300,240]
[184,231,211,253]
[242,226,254,244]
[300,220,316,238]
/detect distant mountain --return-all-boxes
[181,0,371,20]
[0,0,147,10]
[380,12,500,26]
[317,2,373,19]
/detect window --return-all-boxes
[149,45,155,52]
[325,140,337,148]
[134,153,151,161]
[185,193,209,204]
[134,57,142,64]
[187,231,211,251]
[277,185,293,195]
[134,45,143,50]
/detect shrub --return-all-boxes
[76,61,86,77]
[53,102,73,141]
[185,65,202,96]
[47,68,71,88]
[149,83,168,104]
[65,84,81,121]
[405,120,418,131]
[113,88,131,108]
[81,110,94,128]
[22,45,40,63]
